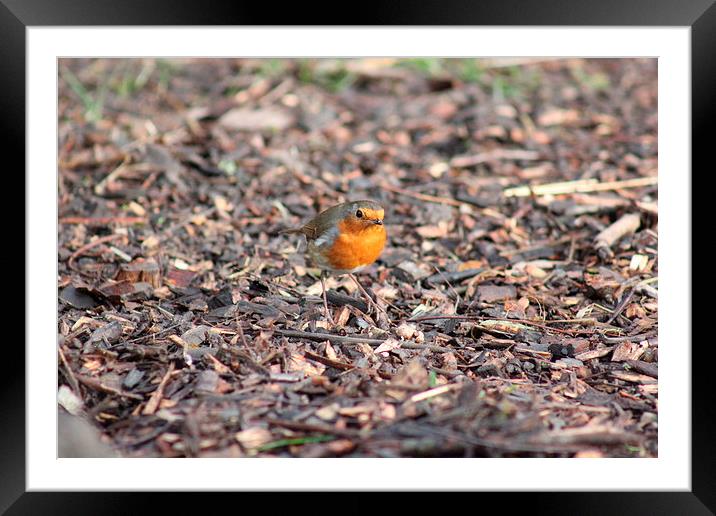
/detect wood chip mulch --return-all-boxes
[58,58,658,458]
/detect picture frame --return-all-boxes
[6,0,712,512]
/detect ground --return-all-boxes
[57,58,658,458]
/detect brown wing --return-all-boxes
[297,224,319,239]
[298,203,347,241]
[279,220,324,240]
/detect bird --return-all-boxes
[281,200,387,324]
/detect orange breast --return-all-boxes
[325,222,386,272]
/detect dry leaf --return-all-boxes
[374,338,402,356]
[287,353,326,377]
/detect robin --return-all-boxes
[281,200,387,323]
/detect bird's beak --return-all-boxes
[373,219,383,225]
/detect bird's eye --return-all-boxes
[355,209,363,218]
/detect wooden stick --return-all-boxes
[58,345,81,395]
[303,350,354,371]
[626,360,658,378]
[142,362,176,415]
[60,216,146,226]
[379,182,465,208]
[276,329,385,345]
[409,384,458,403]
[75,374,143,401]
[409,314,598,335]
[503,176,657,198]
[594,213,641,259]
[605,287,636,325]
[265,418,360,438]
[68,234,123,271]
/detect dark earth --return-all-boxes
[58,58,658,457]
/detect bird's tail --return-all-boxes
[278,227,305,236]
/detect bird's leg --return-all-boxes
[349,273,388,317]
[320,271,335,325]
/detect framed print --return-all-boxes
[6,0,714,513]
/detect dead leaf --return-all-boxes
[287,353,326,377]
[374,338,402,356]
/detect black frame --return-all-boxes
[5,0,713,514]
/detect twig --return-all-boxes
[142,362,176,415]
[94,157,131,196]
[409,384,459,403]
[303,350,354,371]
[600,331,657,344]
[58,345,81,395]
[265,418,360,438]
[594,213,641,259]
[527,426,643,446]
[68,234,123,271]
[276,329,384,345]
[504,176,657,198]
[408,314,598,335]
[75,374,143,400]
[60,216,146,226]
[379,182,465,208]
[635,200,658,215]
[610,370,657,385]
[605,287,636,325]
[626,360,658,378]
[566,235,577,263]
[389,423,607,455]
